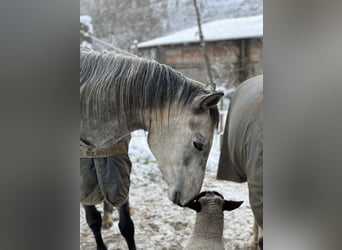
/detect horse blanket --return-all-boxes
[80,135,132,208]
[217,75,263,228]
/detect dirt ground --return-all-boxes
[80,133,254,250]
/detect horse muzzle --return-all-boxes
[168,189,196,207]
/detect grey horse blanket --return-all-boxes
[217,75,263,228]
[80,136,132,208]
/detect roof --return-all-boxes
[138,15,263,48]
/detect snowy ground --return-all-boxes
[80,130,254,250]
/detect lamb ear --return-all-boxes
[223,200,243,211]
[193,92,224,111]
[186,200,202,212]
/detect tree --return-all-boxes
[192,0,213,83]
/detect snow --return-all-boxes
[80,41,92,49]
[80,15,94,49]
[80,15,94,34]
[138,15,263,48]
[80,129,254,249]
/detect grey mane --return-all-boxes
[80,49,219,129]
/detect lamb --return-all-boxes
[184,191,243,250]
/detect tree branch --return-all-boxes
[193,0,214,84]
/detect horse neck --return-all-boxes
[118,64,192,132]
[122,106,176,133]
[120,84,184,133]
[85,93,179,147]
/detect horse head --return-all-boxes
[147,91,223,206]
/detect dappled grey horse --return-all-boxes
[80,49,223,250]
[217,75,263,249]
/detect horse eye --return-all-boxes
[193,141,204,151]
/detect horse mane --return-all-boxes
[80,49,219,128]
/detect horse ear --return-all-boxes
[223,200,243,211]
[186,200,202,212]
[193,92,224,111]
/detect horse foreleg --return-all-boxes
[249,219,263,250]
[258,226,263,250]
[102,202,114,229]
[83,205,107,250]
[249,219,259,250]
[258,237,263,249]
[118,201,136,250]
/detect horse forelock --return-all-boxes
[80,49,219,128]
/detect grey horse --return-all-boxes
[80,49,223,250]
[217,75,263,249]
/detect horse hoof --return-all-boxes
[102,217,114,229]
[248,237,259,250]
[129,207,135,215]
[258,237,263,250]
[102,220,113,229]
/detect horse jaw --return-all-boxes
[165,163,206,207]
[168,186,197,207]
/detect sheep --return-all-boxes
[184,191,243,250]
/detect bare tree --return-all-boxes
[81,0,262,52]
[192,0,214,83]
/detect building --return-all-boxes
[138,15,263,89]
